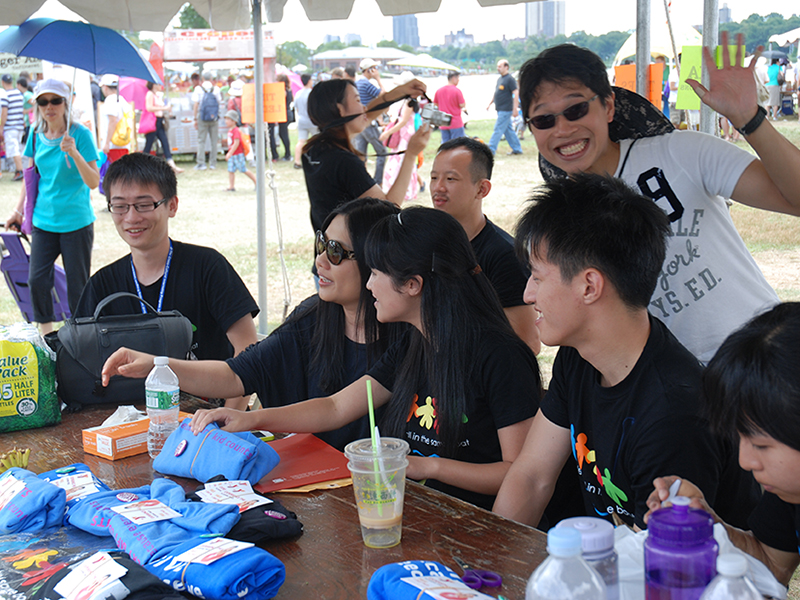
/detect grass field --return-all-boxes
[2,118,800,590]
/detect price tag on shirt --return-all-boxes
[196,480,272,513]
[175,537,254,565]
[49,471,100,502]
[53,551,128,600]
[399,576,495,600]
[110,498,182,524]
[0,475,25,510]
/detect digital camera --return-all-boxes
[420,104,452,127]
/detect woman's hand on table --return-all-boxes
[191,407,249,434]
[101,347,155,385]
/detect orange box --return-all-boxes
[82,412,191,460]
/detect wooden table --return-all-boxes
[2,405,548,599]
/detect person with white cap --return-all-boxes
[98,74,130,162]
[353,58,388,183]
[226,79,244,122]
[4,78,100,334]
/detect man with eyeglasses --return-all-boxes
[353,58,388,183]
[75,153,258,410]
[518,37,800,364]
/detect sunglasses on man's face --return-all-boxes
[526,95,599,131]
[36,97,65,107]
[315,230,356,265]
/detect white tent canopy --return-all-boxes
[614,21,702,66]
[769,27,800,47]
[388,53,460,72]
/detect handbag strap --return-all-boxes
[93,291,159,320]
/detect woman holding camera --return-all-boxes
[300,77,431,235]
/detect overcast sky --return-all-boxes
[270,0,796,48]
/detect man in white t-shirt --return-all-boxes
[517,35,800,364]
[192,72,221,171]
[1,74,26,180]
[97,74,130,163]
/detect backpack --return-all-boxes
[200,88,219,121]
[110,101,133,147]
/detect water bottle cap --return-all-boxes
[648,501,714,547]
[555,517,614,553]
[154,356,169,366]
[716,553,748,577]
[546,527,583,557]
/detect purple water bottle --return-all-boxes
[645,497,718,600]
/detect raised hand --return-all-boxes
[685,30,761,129]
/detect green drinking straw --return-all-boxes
[366,379,383,516]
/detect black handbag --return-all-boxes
[50,292,193,410]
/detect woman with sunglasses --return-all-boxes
[301,77,431,237]
[5,79,100,334]
[189,207,542,510]
[101,197,407,451]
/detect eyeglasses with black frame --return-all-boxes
[525,95,599,131]
[107,198,170,215]
[315,230,356,265]
[36,97,65,107]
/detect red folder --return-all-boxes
[255,433,351,493]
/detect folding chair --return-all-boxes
[0,231,71,323]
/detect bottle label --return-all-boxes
[146,388,179,410]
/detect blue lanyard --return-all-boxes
[131,240,173,313]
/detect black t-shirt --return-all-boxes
[493,73,517,112]
[541,315,759,529]
[302,142,376,233]
[749,491,800,554]
[471,218,528,309]
[76,240,258,361]
[227,299,378,451]
[367,329,539,510]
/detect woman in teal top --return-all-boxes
[5,79,100,333]
[766,59,782,120]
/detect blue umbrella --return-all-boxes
[0,18,161,83]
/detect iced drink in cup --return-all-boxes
[344,437,409,548]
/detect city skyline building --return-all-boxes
[393,14,420,48]
[525,1,566,39]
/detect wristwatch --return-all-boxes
[736,105,767,136]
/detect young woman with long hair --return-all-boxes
[101,198,406,450]
[300,77,431,235]
[189,207,542,509]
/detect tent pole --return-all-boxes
[253,0,268,335]
[635,0,650,96]
[700,0,719,135]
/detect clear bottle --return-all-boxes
[556,517,619,600]
[526,527,607,600]
[698,554,761,600]
[145,356,180,459]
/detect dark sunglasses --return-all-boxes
[315,230,356,265]
[36,97,65,107]
[526,95,598,131]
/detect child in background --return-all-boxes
[224,109,256,192]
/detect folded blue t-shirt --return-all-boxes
[38,463,111,519]
[368,561,462,600]
[144,535,286,600]
[66,478,239,538]
[0,468,66,534]
[153,418,280,484]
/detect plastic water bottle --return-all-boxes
[526,527,607,600]
[556,517,619,600]
[699,554,761,600]
[645,497,718,600]
[145,356,180,458]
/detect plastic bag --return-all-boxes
[0,322,60,433]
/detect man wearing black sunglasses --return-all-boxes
[518,34,800,365]
[75,153,258,410]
